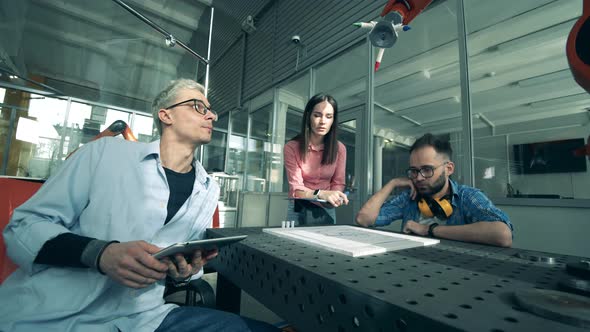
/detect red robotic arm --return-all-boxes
[567,0,590,94]
[380,0,433,25]
[567,1,590,157]
[362,0,433,70]
[65,120,137,159]
[93,120,138,142]
[573,135,590,158]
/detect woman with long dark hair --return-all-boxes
[284,93,349,225]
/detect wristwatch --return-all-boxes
[170,275,192,287]
[313,189,320,199]
[428,223,439,237]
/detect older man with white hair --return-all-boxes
[1,79,280,332]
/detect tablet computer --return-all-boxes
[153,235,247,260]
[285,197,328,203]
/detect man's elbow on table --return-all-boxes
[490,222,513,248]
[355,212,375,227]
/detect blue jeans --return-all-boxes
[155,306,281,332]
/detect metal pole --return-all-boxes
[1,108,16,175]
[238,34,246,108]
[204,7,214,96]
[198,146,204,164]
[243,110,252,192]
[271,88,279,192]
[309,67,316,97]
[200,6,214,164]
[505,134,511,186]
[364,38,375,200]
[224,110,233,173]
[112,0,208,65]
[51,97,72,171]
[129,112,136,132]
[373,136,384,192]
[456,0,474,186]
[57,97,73,167]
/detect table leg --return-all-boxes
[216,273,241,314]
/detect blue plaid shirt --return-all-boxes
[375,179,513,232]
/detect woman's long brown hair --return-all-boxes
[292,93,339,165]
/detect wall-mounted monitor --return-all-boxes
[513,138,587,174]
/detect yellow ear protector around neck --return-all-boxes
[418,196,453,219]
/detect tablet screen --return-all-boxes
[153,235,247,259]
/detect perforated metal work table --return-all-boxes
[207,227,588,332]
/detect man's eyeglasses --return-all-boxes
[406,162,448,179]
[165,98,218,121]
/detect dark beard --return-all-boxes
[415,172,447,197]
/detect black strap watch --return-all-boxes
[313,189,320,199]
[428,223,439,237]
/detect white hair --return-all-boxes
[151,79,205,134]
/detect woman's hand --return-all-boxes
[318,190,349,207]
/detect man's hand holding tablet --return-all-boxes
[152,235,247,284]
[161,248,219,283]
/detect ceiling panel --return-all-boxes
[0,0,212,109]
[370,0,585,139]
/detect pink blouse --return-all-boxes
[283,140,346,198]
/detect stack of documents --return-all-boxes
[263,225,439,257]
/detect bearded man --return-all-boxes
[356,133,513,247]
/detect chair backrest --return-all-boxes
[212,205,220,228]
[0,177,44,284]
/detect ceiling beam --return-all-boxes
[32,0,185,56]
[24,22,178,85]
[119,0,205,32]
[375,102,422,126]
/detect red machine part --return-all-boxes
[567,1,590,158]
[66,120,137,159]
[0,178,44,283]
[573,136,590,157]
[567,0,590,93]
[94,120,138,142]
[380,0,433,24]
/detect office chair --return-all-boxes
[0,177,44,283]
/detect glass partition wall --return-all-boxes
[276,73,310,193]
[0,0,213,177]
[1,93,69,177]
[226,0,590,227]
[315,41,368,218]
[202,111,228,173]
[3,0,588,227]
[245,102,273,193]
[374,0,463,188]
[0,90,158,178]
[466,0,589,200]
